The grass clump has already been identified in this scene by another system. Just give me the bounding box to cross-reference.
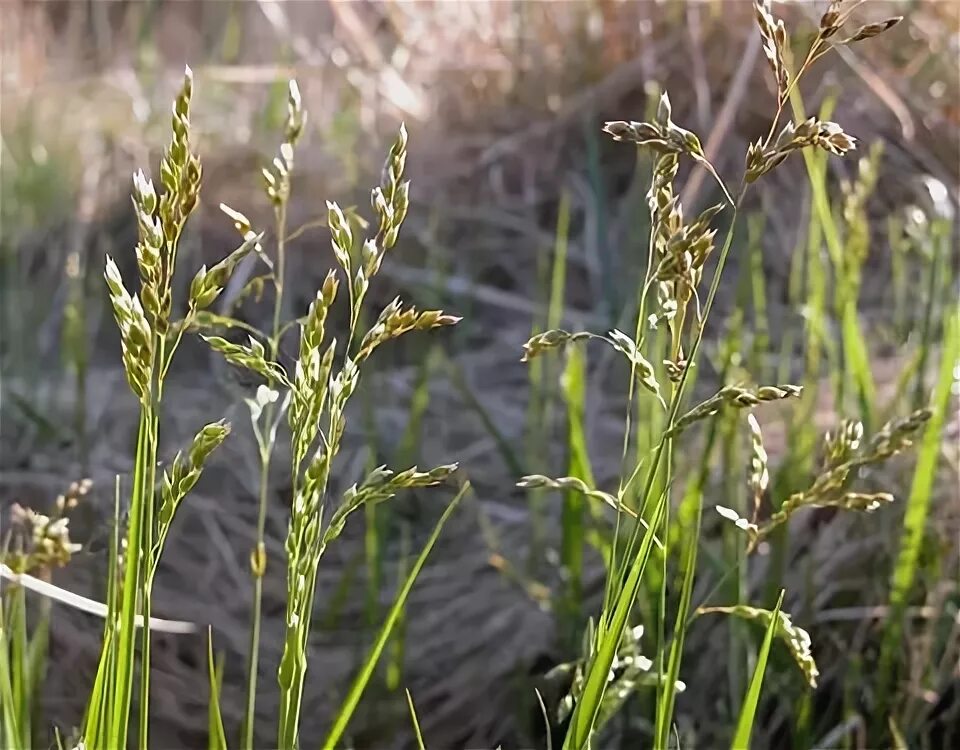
[518,3,927,748]
[205,84,462,749]
[1,2,957,749]
[1,63,463,750]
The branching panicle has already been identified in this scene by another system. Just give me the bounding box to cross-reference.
[718,410,933,550]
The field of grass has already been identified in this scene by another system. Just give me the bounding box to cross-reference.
[1,2,958,749]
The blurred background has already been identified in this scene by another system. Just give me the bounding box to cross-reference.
[1,1,958,748]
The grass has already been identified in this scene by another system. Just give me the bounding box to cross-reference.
[731,590,784,750]
[878,303,959,717]
[4,65,464,750]
[322,482,469,750]
[1,2,957,749]
[518,3,952,748]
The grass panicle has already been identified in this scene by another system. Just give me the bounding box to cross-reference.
[194,96,462,748]
[521,6,905,748]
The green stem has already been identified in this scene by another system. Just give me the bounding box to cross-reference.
[654,398,674,740]
[11,585,29,749]
[138,318,169,750]
[138,410,160,750]
[566,191,744,750]
[0,599,22,748]
[764,38,821,148]
[655,353,729,747]
[604,195,659,625]
[627,192,744,567]
[110,407,149,748]
[242,451,271,750]
[271,203,288,359]
[243,200,288,750]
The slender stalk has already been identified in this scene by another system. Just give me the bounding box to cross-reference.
[566,192,745,750]
[602,202,659,630]
[138,410,160,750]
[654,395,675,737]
[656,341,734,746]
[0,589,24,748]
[272,204,288,359]
[560,343,592,644]
[536,189,571,569]
[243,201,288,750]
[110,408,150,748]
[632,191,744,567]
[138,322,168,750]
[11,585,29,749]
[242,447,270,748]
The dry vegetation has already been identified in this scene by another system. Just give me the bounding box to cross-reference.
[1,1,958,749]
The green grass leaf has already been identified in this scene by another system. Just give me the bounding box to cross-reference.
[322,483,469,750]
[207,631,228,750]
[0,594,24,749]
[562,492,666,750]
[731,590,784,750]
[655,482,704,747]
[406,689,427,750]
[878,304,959,710]
[560,343,593,640]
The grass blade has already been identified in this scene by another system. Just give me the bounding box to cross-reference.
[731,589,784,750]
[82,476,122,746]
[207,630,228,750]
[386,524,411,691]
[0,593,23,749]
[108,411,150,749]
[532,189,572,566]
[562,491,666,750]
[747,213,770,375]
[878,304,959,712]
[911,218,951,409]
[791,87,876,429]
[536,687,553,750]
[387,349,437,690]
[322,483,469,750]
[10,585,30,748]
[405,689,427,750]
[25,600,50,745]
[560,342,594,642]
[655,431,720,747]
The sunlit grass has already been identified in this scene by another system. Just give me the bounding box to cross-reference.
[1,3,957,749]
